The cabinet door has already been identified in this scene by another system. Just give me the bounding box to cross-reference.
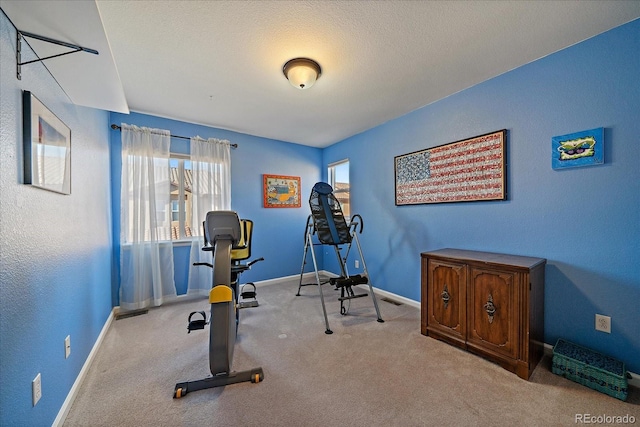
[427,259,466,341]
[467,268,518,359]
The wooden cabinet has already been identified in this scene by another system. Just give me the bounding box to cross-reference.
[421,249,545,380]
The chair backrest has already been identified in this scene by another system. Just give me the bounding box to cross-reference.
[204,211,241,246]
[309,182,351,245]
[231,219,253,262]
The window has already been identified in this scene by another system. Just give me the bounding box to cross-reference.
[120,127,231,248]
[122,155,194,243]
[169,155,193,240]
[328,159,350,218]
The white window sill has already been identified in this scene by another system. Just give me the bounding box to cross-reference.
[120,237,200,248]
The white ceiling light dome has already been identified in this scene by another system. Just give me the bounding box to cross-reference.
[283,58,322,90]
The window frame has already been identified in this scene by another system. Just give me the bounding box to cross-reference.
[169,153,194,242]
[328,159,350,219]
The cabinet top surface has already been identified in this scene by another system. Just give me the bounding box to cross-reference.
[422,248,546,269]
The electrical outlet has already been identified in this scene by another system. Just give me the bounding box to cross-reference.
[32,373,42,406]
[355,260,359,269]
[595,314,611,333]
[65,335,71,359]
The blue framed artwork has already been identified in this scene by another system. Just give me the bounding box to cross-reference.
[552,128,604,170]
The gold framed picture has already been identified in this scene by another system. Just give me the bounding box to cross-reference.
[263,174,301,208]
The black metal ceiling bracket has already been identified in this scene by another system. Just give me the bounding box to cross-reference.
[16,30,99,80]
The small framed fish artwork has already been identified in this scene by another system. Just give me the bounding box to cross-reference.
[552,128,604,170]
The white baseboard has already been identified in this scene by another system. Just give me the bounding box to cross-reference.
[364,284,421,309]
[543,343,639,388]
[253,270,335,287]
[253,272,305,286]
[629,373,640,388]
[271,271,421,309]
[281,271,420,310]
[52,308,116,427]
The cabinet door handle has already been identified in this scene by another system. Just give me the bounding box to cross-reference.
[441,284,450,309]
[483,293,496,323]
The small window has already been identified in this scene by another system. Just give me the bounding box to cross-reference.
[328,160,350,218]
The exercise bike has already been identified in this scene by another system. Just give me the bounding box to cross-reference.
[173,211,263,398]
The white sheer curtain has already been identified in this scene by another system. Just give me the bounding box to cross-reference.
[120,124,177,310]
[187,136,232,296]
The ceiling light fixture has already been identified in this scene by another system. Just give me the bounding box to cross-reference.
[282,58,321,90]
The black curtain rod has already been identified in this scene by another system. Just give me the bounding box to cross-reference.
[110,124,238,148]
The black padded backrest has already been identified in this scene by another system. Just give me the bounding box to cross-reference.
[309,182,351,245]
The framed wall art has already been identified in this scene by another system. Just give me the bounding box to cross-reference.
[552,127,604,170]
[395,130,506,205]
[23,91,71,194]
[263,174,301,208]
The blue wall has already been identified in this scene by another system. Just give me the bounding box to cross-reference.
[109,112,323,302]
[0,11,113,427]
[323,19,640,372]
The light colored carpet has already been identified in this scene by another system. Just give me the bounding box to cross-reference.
[64,277,639,426]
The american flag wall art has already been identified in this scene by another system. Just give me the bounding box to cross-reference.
[395,130,507,205]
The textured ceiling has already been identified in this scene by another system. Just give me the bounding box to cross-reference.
[2,1,639,147]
